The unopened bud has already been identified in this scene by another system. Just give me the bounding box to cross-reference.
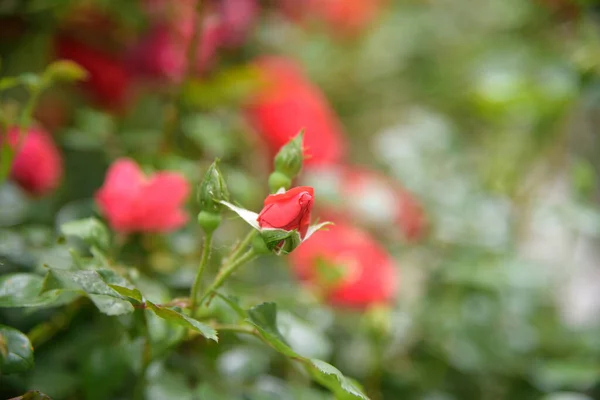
[268,171,291,193]
[274,131,304,179]
[198,159,229,214]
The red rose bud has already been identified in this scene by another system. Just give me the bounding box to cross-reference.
[3,126,63,196]
[290,223,398,309]
[198,159,229,215]
[247,57,347,166]
[257,186,314,239]
[95,158,190,233]
[54,36,131,111]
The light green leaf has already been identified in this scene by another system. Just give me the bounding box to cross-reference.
[0,76,20,91]
[246,303,369,400]
[0,273,77,308]
[109,285,143,303]
[145,301,218,342]
[61,218,110,252]
[0,325,34,374]
[308,359,369,400]
[43,60,87,83]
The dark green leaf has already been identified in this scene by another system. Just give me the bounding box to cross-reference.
[246,302,293,355]
[0,325,34,374]
[145,301,218,342]
[246,303,369,400]
[61,218,110,251]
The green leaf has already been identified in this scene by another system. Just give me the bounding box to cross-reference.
[213,292,246,319]
[259,229,301,255]
[145,301,218,342]
[0,325,34,374]
[246,303,369,400]
[246,302,293,356]
[43,60,88,83]
[42,269,134,316]
[61,218,110,252]
[0,273,77,308]
[0,141,15,182]
[308,359,369,400]
[0,76,20,91]
[109,285,143,303]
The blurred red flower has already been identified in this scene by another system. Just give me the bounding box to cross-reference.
[281,0,382,36]
[247,56,346,166]
[3,126,63,196]
[95,158,190,233]
[291,222,397,308]
[54,36,131,110]
[257,186,314,239]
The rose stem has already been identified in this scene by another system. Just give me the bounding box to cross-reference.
[190,231,213,315]
[199,248,257,306]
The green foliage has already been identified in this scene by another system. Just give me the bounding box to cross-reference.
[247,302,369,400]
[0,325,34,374]
[61,218,111,252]
[145,301,218,342]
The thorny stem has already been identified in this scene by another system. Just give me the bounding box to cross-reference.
[199,248,257,306]
[190,232,213,315]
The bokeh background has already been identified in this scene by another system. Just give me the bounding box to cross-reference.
[2,0,600,399]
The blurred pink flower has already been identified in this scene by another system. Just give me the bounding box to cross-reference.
[131,0,257,82]
[247,56,347,166]
[291,222,398,308]
[218,0,259,47]
[128,16,222,82]
[95,159,190,233]
[3,126,63,196]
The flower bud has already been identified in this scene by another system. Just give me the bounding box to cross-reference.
[197,211,222,233]
[274,131,304,179]
[198,159,229,214]
[268,171,292,193]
